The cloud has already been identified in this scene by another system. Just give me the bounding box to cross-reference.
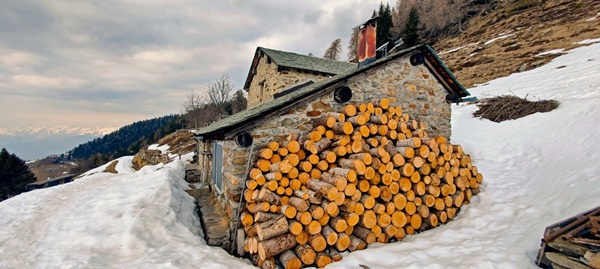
[0,0,386,129]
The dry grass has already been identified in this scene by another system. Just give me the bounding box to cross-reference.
[104,160,119,173]
[473,95,559,122]
[435,0,600,88]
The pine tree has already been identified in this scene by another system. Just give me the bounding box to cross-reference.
[402,7,420,47]
[376,2,394,48]
[0,148,36,201]
[230,89,248,114]
[347,27,359,62]
[323,38,342,61]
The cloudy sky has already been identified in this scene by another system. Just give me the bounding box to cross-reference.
[0,0,386,129]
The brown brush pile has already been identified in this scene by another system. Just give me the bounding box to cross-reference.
[473,95,559,122]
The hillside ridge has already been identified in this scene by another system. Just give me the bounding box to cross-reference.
[433,0,600,87]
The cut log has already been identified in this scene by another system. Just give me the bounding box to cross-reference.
[289,220,304,235]
[393,193,407,211]
[258,188,282,205]
[321,172,348,192]
[295,230,309,245]
[369,114,388,125]
[295,211,312,225]
[288,197,309,212]
[397,147,415,158]
[359,210,377,229]
[328,248,343,262]
[306,220,322,235]
[281,205,297,219]
[424,214,438,228]
[315,252,332,268]
[329,167,357,182]
[309,138,332,155]
[322,225,339,245]
[347,114,367,126]
[320,150,337,163]
[392,211,408,228]
[333,122,354,135]
[396,138,421,148]
[309,234,327,252]
[294,244,317,266]
[258,148,274,160]
[258,233,297,260]
[401,163,415,177]
[360,194,375,209]
[257,159,272,172]
[322,200,339,217]
[241,211,254,226]
[339,159,367,175]
[279,250,302,269]
[352,225,376,244]
[307,179,338,201]
[342,104,357,117]
[256,214,289,241]
[312,116,337,129]
[310,205,325,220]
[335,233,351,251]
[330,216,348,233]
[254,212,281,223]
[348,153,373,165]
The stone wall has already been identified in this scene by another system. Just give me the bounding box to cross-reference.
[204,55,452,248]
[247,54,330,107]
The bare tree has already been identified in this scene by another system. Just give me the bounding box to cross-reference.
[181,90,204,129]
[323,38,342,61]
[181,73,235,129]
[207,72,234,115]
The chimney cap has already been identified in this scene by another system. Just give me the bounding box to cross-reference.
[353,16,379,30]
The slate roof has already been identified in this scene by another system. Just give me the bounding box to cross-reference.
[197,44,469,140]
[243,47,356,90]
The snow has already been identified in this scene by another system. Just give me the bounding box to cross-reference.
[536,48,565,56]
[1,41,600,269]
[149,143,171,154]
[439,43,478,55]
[484,33,515,45]
[0,158,254,269]
[575,37,600,44]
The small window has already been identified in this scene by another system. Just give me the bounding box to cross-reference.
[211,142,223,192]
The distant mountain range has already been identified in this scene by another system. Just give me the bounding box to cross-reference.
[0,126,117,161]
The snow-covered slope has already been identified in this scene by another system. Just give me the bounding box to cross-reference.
[0,41,599,269]
[0,154,254,269]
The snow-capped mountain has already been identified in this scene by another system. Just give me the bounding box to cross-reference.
[0,126,117,160]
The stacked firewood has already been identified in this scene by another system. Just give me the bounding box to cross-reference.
[240,98,483,269]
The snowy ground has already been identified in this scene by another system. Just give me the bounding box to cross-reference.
[1,41,599,269]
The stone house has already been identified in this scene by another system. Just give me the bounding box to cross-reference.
[192,44,470,254]
[245,47,356,107]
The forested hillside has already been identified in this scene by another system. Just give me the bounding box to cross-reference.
[67,115,184,174]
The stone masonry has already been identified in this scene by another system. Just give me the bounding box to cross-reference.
[246,53,330,107]
[201,54,452,252]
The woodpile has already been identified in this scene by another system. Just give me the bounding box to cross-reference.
[241,98,483,269]
[537,206,600,269]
